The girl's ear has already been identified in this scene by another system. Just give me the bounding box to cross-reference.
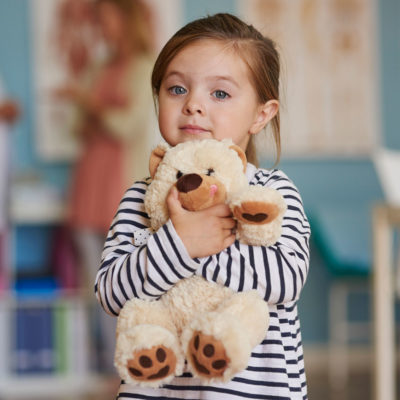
[250,99,279,134]
[149,145,168,178]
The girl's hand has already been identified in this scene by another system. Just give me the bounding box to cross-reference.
[53,84,103,115]
[166,186,237,258]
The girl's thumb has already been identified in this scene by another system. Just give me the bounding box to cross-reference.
[166,186,183,215]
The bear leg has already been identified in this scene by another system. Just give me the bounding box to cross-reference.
[115,299,184,387]
[182,290,269,383]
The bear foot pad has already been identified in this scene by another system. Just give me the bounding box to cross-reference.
[127,345,176,381]
[233,201,279,225]
[188,331,230,378]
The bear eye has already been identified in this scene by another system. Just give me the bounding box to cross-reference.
[176,170,183,179]
[206,168,215,176]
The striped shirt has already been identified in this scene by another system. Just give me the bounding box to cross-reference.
[95,163,311,399]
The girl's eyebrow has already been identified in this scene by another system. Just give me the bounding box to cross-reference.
[213,76,239,88]
[164,71,239,88]
[163,71,185,80]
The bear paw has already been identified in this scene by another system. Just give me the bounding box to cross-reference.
[233,201,280,225]
[115,325,183,387]
[188,331,230,378]
[182,313,252,383]
[230,186,287,246]
[127,345,176,381]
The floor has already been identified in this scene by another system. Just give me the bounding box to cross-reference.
[5,362,398,400]
[308,369,372,400]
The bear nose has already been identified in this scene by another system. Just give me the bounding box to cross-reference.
[176,174,202,193]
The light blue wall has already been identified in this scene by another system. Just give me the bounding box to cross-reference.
[1,0,398,344]
[0,1,72,190]
[183,0,235,21]
[279,158,383,343]
[379,0,400,150]
[0,0,33,169]
[1,0,397,192]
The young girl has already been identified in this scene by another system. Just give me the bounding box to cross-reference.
[96,13,310,399]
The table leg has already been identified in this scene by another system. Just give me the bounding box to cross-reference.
[373,206,396,400]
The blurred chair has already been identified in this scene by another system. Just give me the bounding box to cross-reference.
[309,203,372,398]
[372,148,400,400]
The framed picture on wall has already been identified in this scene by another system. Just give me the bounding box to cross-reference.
[239,0,381,158]
[30,0,182,162]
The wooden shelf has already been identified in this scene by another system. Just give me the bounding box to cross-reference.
[9,182,65,224]
[0,374,110,398]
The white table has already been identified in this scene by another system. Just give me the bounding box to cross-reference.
[372,204,400,400]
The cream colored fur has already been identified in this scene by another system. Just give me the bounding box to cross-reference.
[115,139,285,387]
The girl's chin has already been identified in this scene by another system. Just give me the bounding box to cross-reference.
[181,132,211,141]
[164,133,212,147]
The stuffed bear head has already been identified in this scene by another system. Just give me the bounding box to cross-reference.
[144,139,249,231]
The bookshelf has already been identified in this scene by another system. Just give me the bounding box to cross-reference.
[0,295,108,398]
[0,185,111,399]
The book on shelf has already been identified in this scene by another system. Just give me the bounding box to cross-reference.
[0,305,10,378]
[67,300,90,375]
[53,300,95,376]
[13,306,56,375]
[7,298,93,379]
[0,231,9,291]
[53,301,68,374]
[14,224,80,292]
[14,276,59,299]
[50,227,79,290]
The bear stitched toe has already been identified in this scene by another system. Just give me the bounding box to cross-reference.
[188,331,230,378]
[127,345,176,382]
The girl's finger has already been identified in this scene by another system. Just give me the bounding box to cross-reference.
[221,218,236,230]
[205,203,232,217]
[166,186,184,216]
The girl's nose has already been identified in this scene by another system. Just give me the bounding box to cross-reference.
[183,95,204,115]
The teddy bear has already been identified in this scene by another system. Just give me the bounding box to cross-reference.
[114,139,287,387]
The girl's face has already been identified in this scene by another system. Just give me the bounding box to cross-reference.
[158,39,278,151]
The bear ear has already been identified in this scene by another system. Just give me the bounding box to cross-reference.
[149,144,168,178]
[229,144,247,173]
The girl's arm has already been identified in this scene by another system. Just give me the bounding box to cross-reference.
[96,169,310,315]
[95,180,200,316]
[195,169,310,305]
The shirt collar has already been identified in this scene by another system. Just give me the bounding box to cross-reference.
[245,162,257,182]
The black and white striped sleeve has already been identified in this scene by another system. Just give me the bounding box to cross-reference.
[197,168,311,305]
[94,180,199,316]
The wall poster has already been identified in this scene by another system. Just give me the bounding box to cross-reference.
[239,0,380,157]
[30,0,182,161]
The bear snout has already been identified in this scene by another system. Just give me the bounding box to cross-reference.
[176,174,203,193]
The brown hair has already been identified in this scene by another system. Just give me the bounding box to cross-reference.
[151,13,281,166]
[96,0,154,55]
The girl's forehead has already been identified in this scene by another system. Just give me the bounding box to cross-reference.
[174,39,237,61]
[164,39,251,80]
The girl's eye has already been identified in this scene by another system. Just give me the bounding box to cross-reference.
[169,86,187,95]
[206,168,215,176]
[213,90,229,100]
[176,171,183,179]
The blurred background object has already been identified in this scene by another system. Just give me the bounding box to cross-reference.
[0,76,20,296]
[0,0,399,399]
[54,0,157,375]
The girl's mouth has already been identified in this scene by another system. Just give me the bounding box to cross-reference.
[180,125,208,134]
